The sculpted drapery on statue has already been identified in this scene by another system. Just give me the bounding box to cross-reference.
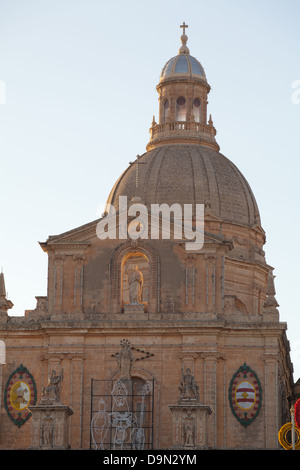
[129,265,143,304]
[118,250,152,313]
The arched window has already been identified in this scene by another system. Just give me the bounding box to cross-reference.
[192,98,201,122]
[175,96,186,121]
[163,99,169,122]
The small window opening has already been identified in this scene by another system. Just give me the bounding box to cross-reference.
[193,98,201,123]
[176,96,186,122]
[163,99,169,122]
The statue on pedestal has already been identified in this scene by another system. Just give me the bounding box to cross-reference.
[168,365,211,449]
[29,368,73,450]
[129,265,143,304]
[178,368,199,402]
[41,369,63,403]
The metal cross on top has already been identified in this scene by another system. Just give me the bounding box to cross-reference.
[180,22,188,35]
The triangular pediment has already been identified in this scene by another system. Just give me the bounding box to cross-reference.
[40,208,234,253]
[39,218,100,252]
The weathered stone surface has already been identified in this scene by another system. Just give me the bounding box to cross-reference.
[0,25,294,451]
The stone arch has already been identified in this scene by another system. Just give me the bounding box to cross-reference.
[111,367,154,384]
[109,240,160,314]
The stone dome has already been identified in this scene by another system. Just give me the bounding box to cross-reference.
[160,54,207,82]
[107,145,261,227]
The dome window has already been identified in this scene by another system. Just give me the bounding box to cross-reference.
[163,99,170,122]
[193,98,201,122]
[176,96,186,122]
[161,58,174,78]
[174,55,188,74]
[189,56,203,76]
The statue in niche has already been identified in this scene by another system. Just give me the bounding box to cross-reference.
[42,418,53,446]
[128,265,143,304]
[179,368,199,402]
[113,339,135,380]
[41,369,64,403]
[184,421,195,446]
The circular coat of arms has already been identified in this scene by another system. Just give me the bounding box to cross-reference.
[4,364,37,427]
[228,362,262,427]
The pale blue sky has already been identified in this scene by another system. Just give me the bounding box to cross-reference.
[0,0,299,377]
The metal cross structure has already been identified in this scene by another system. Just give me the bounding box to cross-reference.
[180,22,188,35]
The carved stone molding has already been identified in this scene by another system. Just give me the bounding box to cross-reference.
[178,352,198,361]
[28,404,73,449]
[200,351,225,361]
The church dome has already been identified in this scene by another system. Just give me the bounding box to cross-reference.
[159,23,207,84]
[106,24,261,230]
[160,54,207,82]
[107,145,261,227]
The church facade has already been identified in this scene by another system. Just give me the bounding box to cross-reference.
[0,25,296,450]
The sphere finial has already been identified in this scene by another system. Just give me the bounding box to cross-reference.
[179,22,190,54]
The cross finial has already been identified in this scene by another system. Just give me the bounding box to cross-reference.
[179,22,189,54]
[180,22,188,35]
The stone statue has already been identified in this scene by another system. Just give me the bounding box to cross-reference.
[42,369,64,403]
[184,422,194,446]
[42,419,53,446]
[114,339,135,380]
[179,368,199,402]
[129,265,143,304]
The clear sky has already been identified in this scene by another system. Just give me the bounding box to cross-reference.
[0,0,299,378]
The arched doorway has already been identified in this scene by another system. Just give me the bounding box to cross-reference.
[90,376,154,450]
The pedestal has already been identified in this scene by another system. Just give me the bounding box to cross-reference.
[28,403,73,450]
[124,303,145,314]
[168,402,212,449]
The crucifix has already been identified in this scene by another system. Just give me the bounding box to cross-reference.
[180,22,188,35]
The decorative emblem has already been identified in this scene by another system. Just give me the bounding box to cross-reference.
[4,364,37,427]
[228,362,262,427]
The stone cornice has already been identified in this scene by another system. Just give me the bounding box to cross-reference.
[40,241,91,253]
[0,317,289,333]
